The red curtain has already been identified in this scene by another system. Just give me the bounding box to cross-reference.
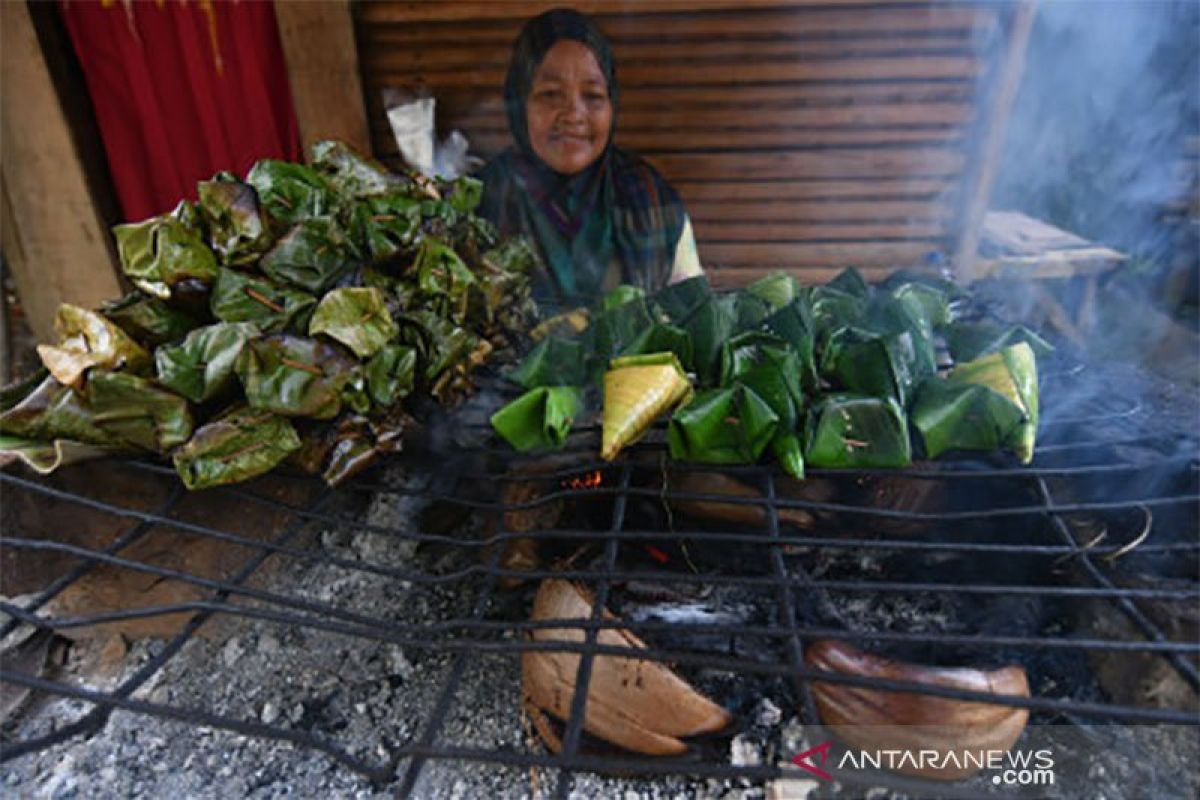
[59,0,303,223]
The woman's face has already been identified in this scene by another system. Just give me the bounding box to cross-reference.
[525,40,613,175]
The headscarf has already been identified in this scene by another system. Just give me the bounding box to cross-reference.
[478,8,686,310]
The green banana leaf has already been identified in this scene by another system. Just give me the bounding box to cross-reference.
[865,294,939,384]
[883,281,953,331]
[826,266,871,299]
[490,386,583,452]
[805,394,912,468]
[234,334,360,420]
[86,370,193,452]
[197,174,274,266]
[482,236,541,275]
[620,321,693,370]
[821,327,925,408]
[733,291,770,332]
[259,217,356,293]
[507,336,587,389]
[414,237,476,323]
[112,204,219,299]
[442,175,484,214]
[350,192,422,264]
[720,332,807,478]
[924,341,1039,463]
[809,286,867,346]
[209,268,316,333]
[401,309,477,383]
[746,271,800,311]
[155,322,260,403]
[308,287,398,359]
[306,411,410,486]
[340,368,372,415]
[37,304,152,388]
[653,274,712,323]
[602,285,646,311]
[245,158,338,230]
[311,140,403,198]
[365,344,418,406]
[584,294,655,368]
[0,435,113,475]
[946,321,1054,363]
[911,379,1026,461]
[762,299,819,394]
[681,293,739,386]
[172,406,301,490]
[100,292,202,347]
[0,374,122,447]
[668,384,779,464]
[772,433,806,480]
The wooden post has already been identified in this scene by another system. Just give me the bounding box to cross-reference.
[952,1,1037,283]
[0,1,123,342]
[274,0,372,155]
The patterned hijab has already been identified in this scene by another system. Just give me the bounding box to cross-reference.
[478,8,686,310]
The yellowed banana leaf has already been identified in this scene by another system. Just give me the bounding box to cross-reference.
[922,342,1039,463]
[36,305,151,389]
[601,352,693,461]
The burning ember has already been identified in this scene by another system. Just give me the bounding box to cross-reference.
[561,470,604,490]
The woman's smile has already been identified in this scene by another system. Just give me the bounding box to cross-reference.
[525,40,613,175]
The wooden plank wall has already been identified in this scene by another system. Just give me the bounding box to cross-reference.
[354,1,1024,288]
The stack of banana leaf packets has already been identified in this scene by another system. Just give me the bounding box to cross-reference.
[1,142,540,488]
[491,267,1052,477]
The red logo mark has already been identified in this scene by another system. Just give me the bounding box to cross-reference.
[791,740,834,780]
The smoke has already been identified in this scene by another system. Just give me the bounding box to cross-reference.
[993,0,1199,267]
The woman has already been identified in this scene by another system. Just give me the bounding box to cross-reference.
[478,8,702,311]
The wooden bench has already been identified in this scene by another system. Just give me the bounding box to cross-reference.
[976,210,1127,345]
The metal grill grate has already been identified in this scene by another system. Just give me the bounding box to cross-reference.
[1,357,1197,798]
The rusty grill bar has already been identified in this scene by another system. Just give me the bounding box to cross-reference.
[1,358,1198,798]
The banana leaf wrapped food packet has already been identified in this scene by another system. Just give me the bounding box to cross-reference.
[86,370,193,452]
[245,158,339,231]
[946,321,1054,363]
[719,332,806,478]
[209,268,317,333]
[762,299,819,395]
[308,287,398,359]
[490,386,583,452]
[911,342,1039,463]
[155,322,260,404]
[259,217,357,293]
[234,334,362,420]
[197,173,274,266]
[745,270,800,311]
[507,336,587,389]
[601,353,693,461]
[667,384,779,466]
[0,373,124,450]
[113,200,219,300]
[173,406,302,490]
[365,344,418,407]
[584,292,655,369]
[101,292,202,346]
[805,394,912,469]
[37,305,152,389]
[621,322,693,371]
[653,274,712,324]
[821,326,928,409]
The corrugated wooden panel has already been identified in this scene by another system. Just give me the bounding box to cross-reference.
[355,1,1016,286]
